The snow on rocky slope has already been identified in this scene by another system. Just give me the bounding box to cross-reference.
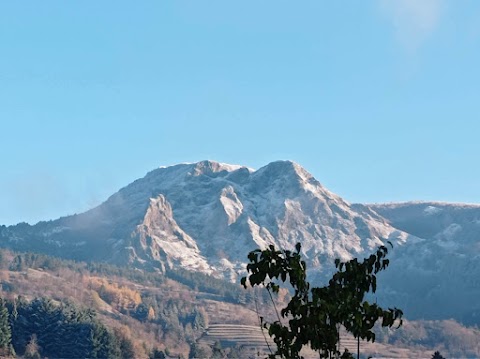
[0,160,414,282]
[368,202,480,248]
[362,202,480,323]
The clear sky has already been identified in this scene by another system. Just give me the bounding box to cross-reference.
[1,1,479,225]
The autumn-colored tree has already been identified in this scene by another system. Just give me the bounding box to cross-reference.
[148,306,156,321]
[90,277,142,311]
[24,334,41,359]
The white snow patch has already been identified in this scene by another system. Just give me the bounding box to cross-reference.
[387,230,411,245]
[41,226,68,237]
[437,223,462,240]
[217,162,253,172]
[424,206,443,215]
[366,237,384,249]
[219,186,243,225]
[247,218,275,250]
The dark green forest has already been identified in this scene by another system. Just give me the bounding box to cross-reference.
[0,296,137,358]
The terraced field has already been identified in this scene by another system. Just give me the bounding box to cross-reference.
[199,324,435,358]
[199,324,361,358]
[199,324,273,348]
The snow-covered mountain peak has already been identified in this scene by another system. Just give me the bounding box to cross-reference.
[253,160,307,179]
[145,160,250,181]
[249,160,348,212]
[1,160,417,282]
[189,160,249,177]
[250,161,314,195]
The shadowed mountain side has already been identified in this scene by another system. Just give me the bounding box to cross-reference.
[362,202,480,325]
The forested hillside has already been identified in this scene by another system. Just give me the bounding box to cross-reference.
[0,248,479,358]
[0,296,135,358]
[0,248,261,358]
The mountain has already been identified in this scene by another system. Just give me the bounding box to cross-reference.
[2,160,480,326]
[0,160,413,282]
[368,201,480,245]
[365,202,480,324]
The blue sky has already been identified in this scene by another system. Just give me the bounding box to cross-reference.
[1,1,479,225]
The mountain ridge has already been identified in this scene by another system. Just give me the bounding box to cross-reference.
[0,160,415,280]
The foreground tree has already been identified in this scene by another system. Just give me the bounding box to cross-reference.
[241,243,403,359]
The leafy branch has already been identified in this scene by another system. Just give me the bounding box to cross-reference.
[241,243,403,359]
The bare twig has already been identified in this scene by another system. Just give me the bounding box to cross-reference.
[266,286,282,325]
[254,288,273,356]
